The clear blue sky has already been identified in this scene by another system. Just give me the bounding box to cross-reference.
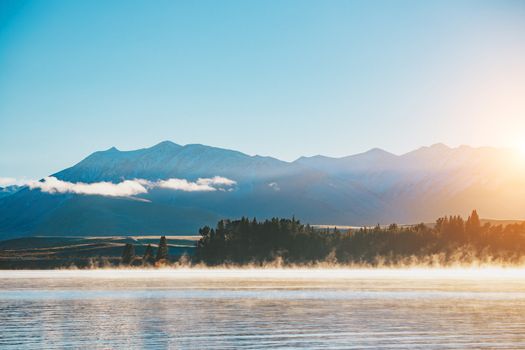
[1,0,524,179]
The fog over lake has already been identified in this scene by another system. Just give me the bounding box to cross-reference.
[1,268,525,349]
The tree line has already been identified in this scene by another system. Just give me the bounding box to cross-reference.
[195,210,525,265]
[121,236,169,266]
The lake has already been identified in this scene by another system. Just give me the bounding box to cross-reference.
[1,268,525,349]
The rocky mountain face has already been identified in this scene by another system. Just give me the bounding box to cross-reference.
[0,141,524,238]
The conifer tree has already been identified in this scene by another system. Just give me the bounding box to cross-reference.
[121,243,135,265]
[466,209,481,240]
[143,244,155,265]
[156,236,168,262]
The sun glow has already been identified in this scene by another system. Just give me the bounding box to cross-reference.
[518,143,525,157]
[508,141,525,163]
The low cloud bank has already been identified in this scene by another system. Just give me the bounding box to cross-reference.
[0,177,32,187]
[28,177,148,197]
[26,176,236,197]
[157,176,235,192]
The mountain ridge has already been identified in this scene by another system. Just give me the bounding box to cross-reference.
[0,141,524,239]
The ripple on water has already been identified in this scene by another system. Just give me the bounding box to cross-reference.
[1,269,525,349]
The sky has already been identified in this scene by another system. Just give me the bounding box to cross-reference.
[1,0,524,180]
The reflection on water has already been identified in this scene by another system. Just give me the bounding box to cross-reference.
[1,268,525,349]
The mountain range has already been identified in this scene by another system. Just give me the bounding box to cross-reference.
[1,141,524,238]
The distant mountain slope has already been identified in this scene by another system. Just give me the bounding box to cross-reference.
[0,185,21,199]
[54,141,293,183]
[296,143,525,222]
[0,141,524,238]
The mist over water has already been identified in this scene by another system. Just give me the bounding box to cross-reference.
[1,268,525,349]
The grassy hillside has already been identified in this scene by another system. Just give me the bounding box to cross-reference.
[0,236,198,269]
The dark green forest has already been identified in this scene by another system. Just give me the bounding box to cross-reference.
[195,211,525,265]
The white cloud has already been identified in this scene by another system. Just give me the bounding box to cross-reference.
[0,177,34,187]
[28,177,148,197]
[25,176,237,197]
[0,177,17,187]
[155,176,237,192]
[198,176,237,187]
[156,178,216,192]
[268,182,280,191]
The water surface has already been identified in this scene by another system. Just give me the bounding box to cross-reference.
[1,268,525,349]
